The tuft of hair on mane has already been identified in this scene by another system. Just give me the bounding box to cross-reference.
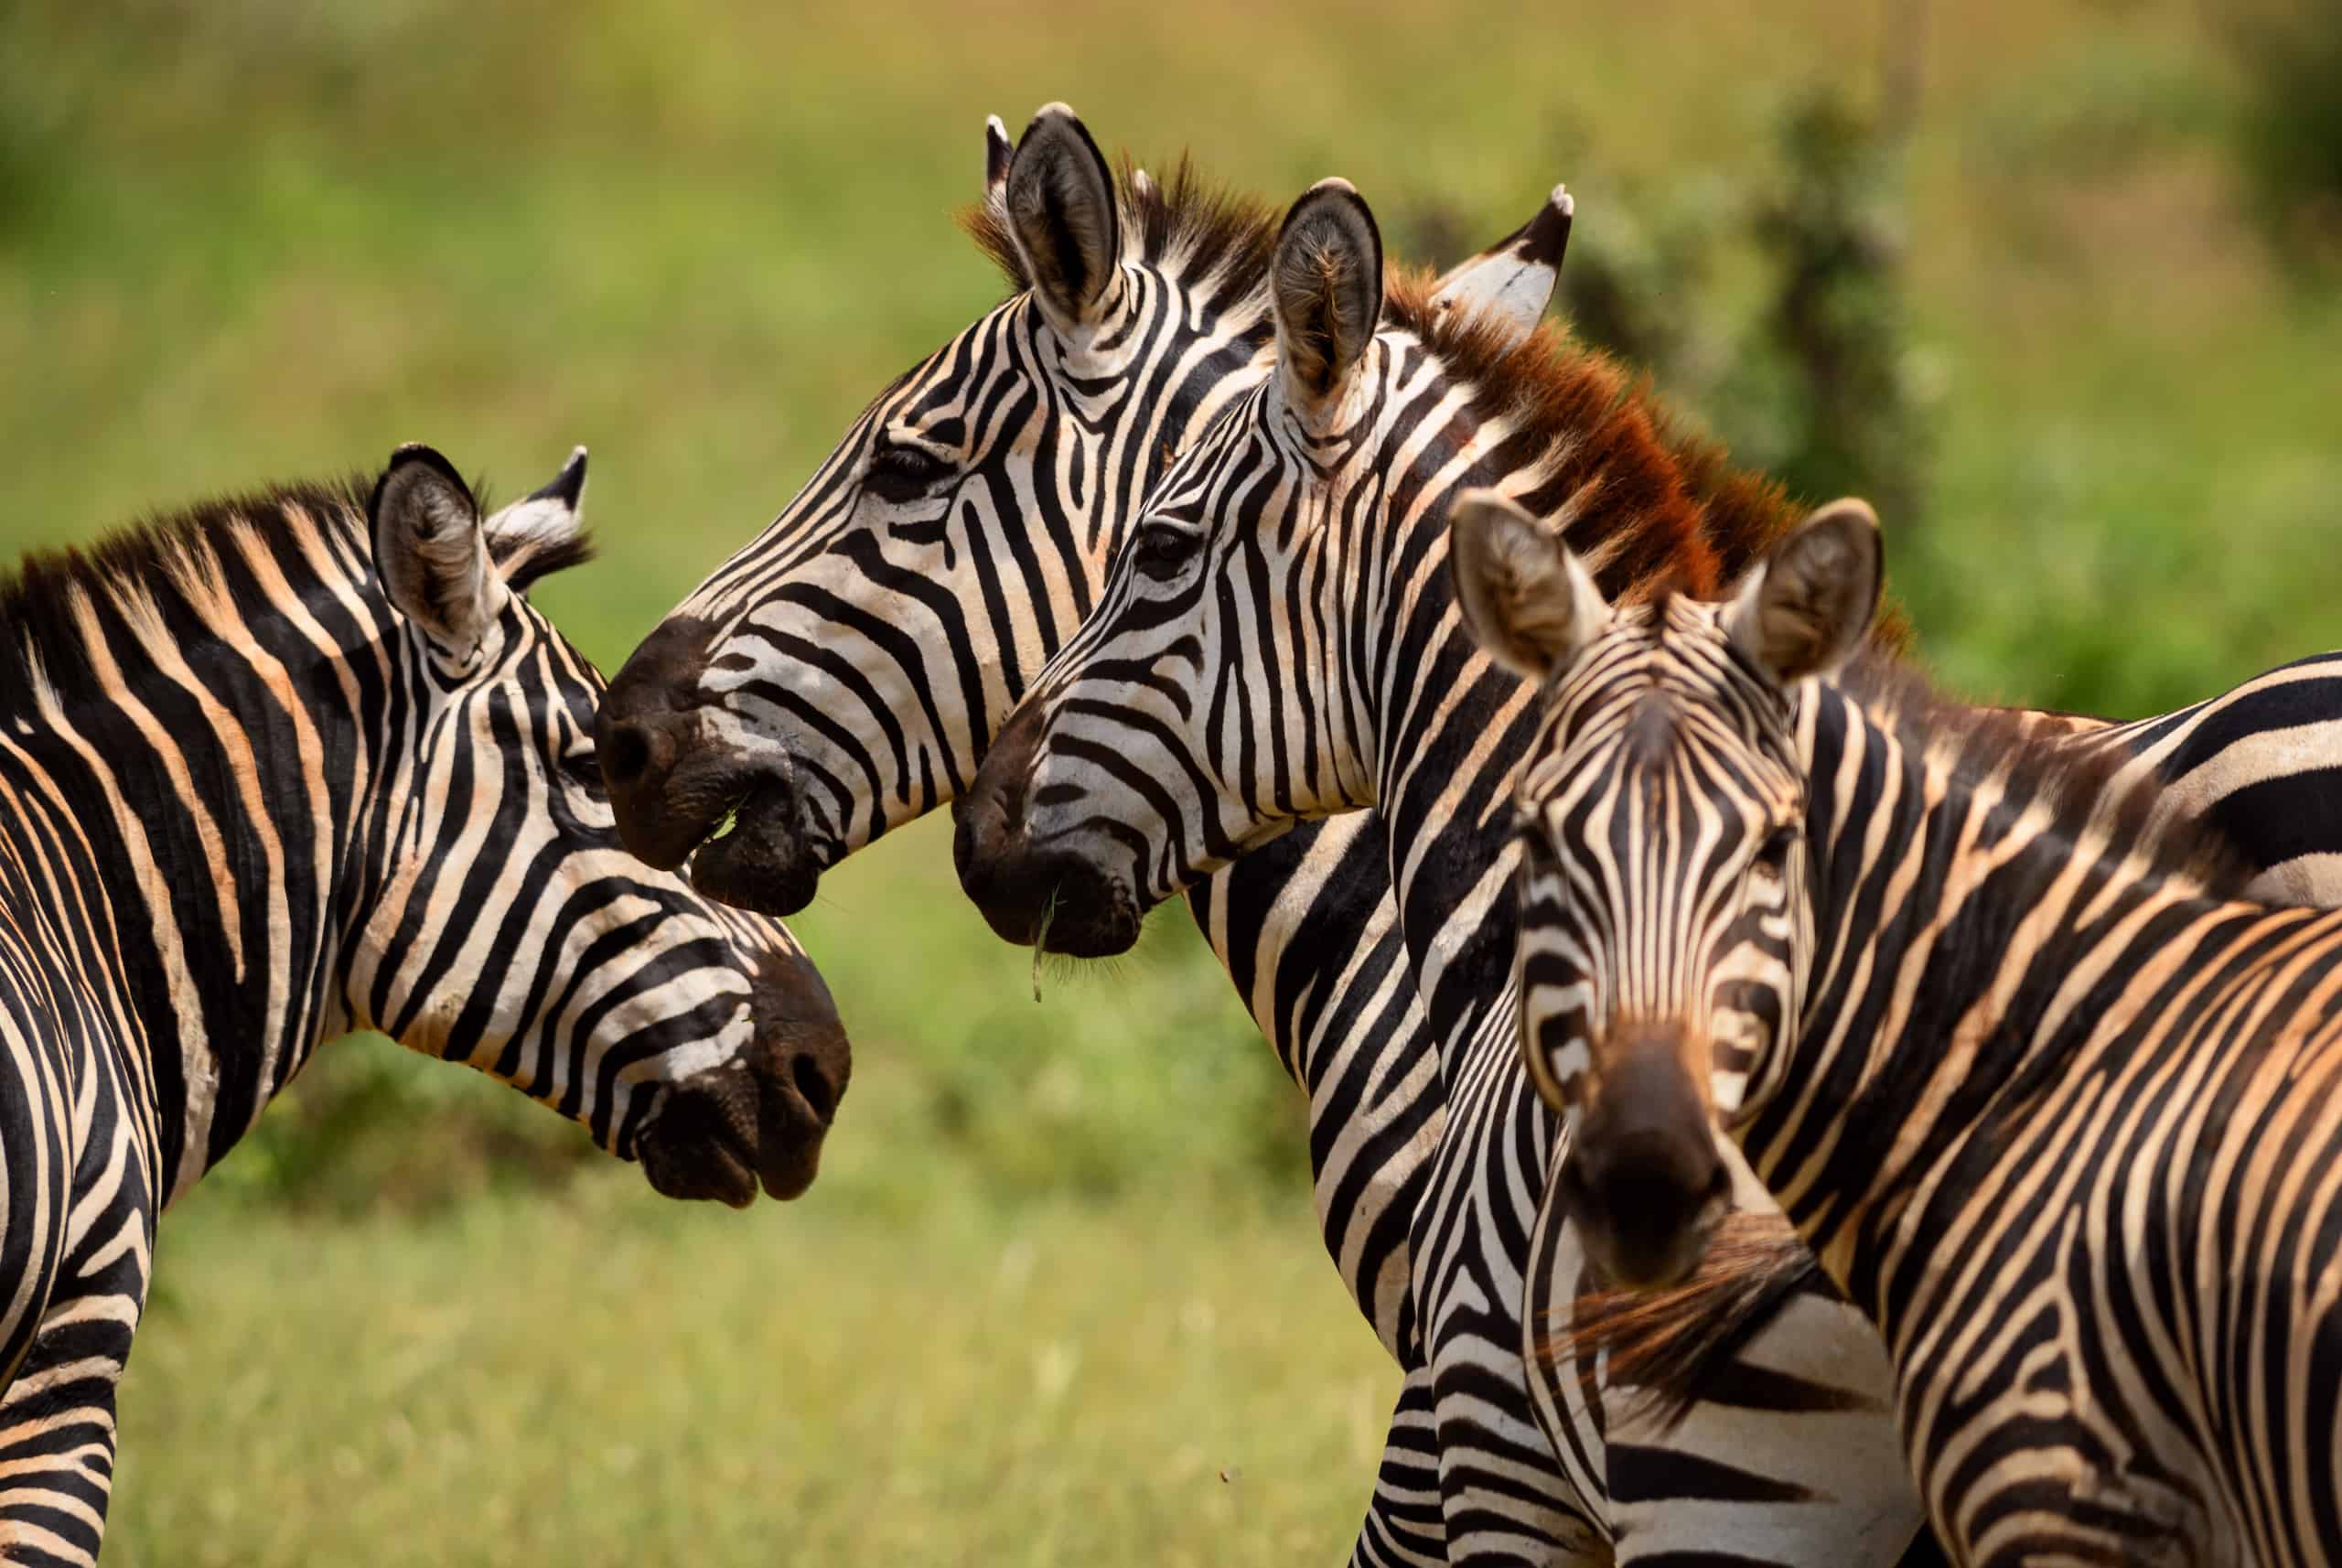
[958,152,1281,300]
[1540,1207,1825,1434]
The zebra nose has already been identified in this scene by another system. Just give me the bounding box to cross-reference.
[951,785,1026,924]
[598,616,723,865]
[599,714,669,792]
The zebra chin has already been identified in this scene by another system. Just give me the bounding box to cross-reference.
[951,803,1144,957]
[635,950,851,1207]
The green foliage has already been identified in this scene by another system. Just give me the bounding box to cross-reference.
[205,1039,601,1217]
[1735,90,1932,530]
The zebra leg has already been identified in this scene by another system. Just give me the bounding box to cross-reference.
[0,1106,154,1565]
[1348,1364,1444,1567]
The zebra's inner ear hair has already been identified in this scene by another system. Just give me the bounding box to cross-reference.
[1004,102,1121,338]
[1449,489,1611,682]
[1725,498,1884,685]
[371,444,507,654]
[1273,178,1384,418]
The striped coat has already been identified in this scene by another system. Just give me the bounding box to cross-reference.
[1473,496,2342,1567]
[0,445,845,1565]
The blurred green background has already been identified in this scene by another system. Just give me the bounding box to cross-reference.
[3,0,2337,1562]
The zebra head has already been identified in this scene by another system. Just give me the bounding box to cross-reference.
[596,104,1572,918]
[351,445,849,1208]
[956,177,1593,956]
[1452,489,1882,1288]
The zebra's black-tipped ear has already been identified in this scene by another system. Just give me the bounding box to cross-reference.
[1726,498,1883,685]
[371,444,507,655]
[1273,178,1384,421]
[1450,489,1611,681]
[486,445,594,592]
[1429,185,1571,341]
[1004,102,1122,338]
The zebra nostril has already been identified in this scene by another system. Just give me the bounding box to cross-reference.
[790,1053,837,1124]
[602,721,655,789]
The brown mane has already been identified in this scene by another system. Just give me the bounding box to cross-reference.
[1381,267,1916,654]
[1384,268,1787,600]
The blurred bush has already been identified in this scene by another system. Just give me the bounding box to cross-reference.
[1406,86,1938,532]
[2226,0,2342,271]
[209,1040,600,1217]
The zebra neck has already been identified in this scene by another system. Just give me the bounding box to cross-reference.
[0,532,391,1204]
[1742,682,2244,1323]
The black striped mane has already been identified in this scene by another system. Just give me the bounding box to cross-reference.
[0,472,594,720]
[960,154,1281,300]
[1832,648,2250,896]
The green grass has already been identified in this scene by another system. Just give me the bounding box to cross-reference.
[112,1176,1399,1567]
[4,0,2339,1559]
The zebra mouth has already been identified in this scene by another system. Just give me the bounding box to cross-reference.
[682,780,827,918]
[638,1077,764,1208]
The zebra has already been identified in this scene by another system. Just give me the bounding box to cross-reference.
[594,102,1587,1563]
[1460,490,2342,1566]
[0,442,848,1566]
[948,173,2342,1563]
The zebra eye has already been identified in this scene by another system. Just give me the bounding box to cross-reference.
[865,441,954,504]
[1133,523,1198,582]
[561,746,607,792]
[1753,825,1799,873]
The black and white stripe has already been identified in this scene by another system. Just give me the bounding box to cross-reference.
[0,445,845,1565]
[1482,500,2342,1566]
[958,174,2342,1564]
[596,105,1583,1563]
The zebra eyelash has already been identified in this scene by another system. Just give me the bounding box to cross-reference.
[1129,521,1200,582]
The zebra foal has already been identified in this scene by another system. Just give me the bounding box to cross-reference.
[1463,489,2342,1566]
[0,444,846,1565]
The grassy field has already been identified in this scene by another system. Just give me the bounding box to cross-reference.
[109,1175,1400,1568]
[3,0,2337,1560]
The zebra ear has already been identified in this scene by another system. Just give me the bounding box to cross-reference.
[1273,178,1384,420]
[1428,185,1572,341]
[371,444,507,655]
[482,446,592,593]
[1004,102,1123,338]
[1726,498,1883,685]
[1450,489,1611,681]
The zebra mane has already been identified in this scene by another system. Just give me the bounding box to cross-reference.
[0,471,594,720]
[960,153,1281,301]
[1380,271,1776,594]
[1832,648,2251,897]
